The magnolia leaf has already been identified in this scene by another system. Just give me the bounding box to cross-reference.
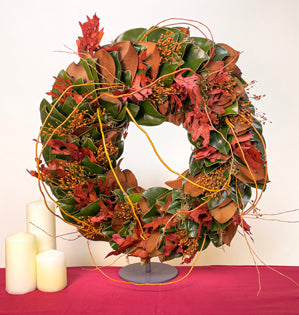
[212,44,230,61]
[94,49,116,84]
[209,232,224,247]
[125,193,142,204]
[208,190,229,209]
[75,199,101,218]
[185,219,199,237]
[114,28,147,43]
[159,60,180,87]
[167,200,183,214]
[138,41,161,80]
[102,225,117,238]
[135,100,166,126]
[189,156,204,177]
[223,100,238,115]
[113,41,139,81]
[127,103,140,118]
[82,156,104,175]
[209,131,229,155]
[220,223,237,246]
[183,44,209,72]
[66,62,89,82]
[122,70,132,88]
[142,204,161,223]
[142,187,170,207]
[82,138,98,152]
[109,51,122,80]
[61,96,77,116]
[99,95,122,118]
[209,200,238,224]
[190,37,213,53]
[210,219,232,232]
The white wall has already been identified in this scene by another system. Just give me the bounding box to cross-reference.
[0,0,298,267]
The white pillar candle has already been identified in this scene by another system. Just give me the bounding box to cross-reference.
[5,232,37,294]
[26,200,56,253]
[36,249,67,292]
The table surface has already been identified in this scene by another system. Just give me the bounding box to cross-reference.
[1,265,299,315]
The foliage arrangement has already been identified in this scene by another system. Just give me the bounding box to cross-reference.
[31,14,268,265]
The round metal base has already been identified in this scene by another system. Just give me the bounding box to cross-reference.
[119,262,178,284]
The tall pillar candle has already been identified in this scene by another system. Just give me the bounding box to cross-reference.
[5,232,37,294]
[36,249,67,292]
[26,200,56,253]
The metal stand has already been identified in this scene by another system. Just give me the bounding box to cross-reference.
[119,261,178,284]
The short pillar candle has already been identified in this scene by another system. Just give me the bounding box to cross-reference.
[5,232,37,294]
[26,200,56,253]
[36,249,67,292]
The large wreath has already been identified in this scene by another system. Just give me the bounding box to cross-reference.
[31,15,268,264]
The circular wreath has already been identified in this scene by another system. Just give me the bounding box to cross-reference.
[31,14,268,265]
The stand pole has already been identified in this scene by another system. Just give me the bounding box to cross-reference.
[119,260,178,284]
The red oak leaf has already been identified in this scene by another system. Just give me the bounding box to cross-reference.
[106,235,138,257]
[143,216,174,231]
[183,110,214,145]
[174,73,204,107]
[76,14,104,57]
[185,205,213,234]
[47,76,84,105]
[73,182,97,209]
[193,145,230,162]
[232,134,265,170]
[163,234,179,256]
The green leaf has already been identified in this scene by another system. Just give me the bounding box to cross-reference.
[203,163,221,175]
[109,51,121,80]
[210,219,232,232]
[212,45,230,61]
[102,225,116,238]
[125,193,142,203]
[114,28,147,43]
[122,70,132,88]
[190,37,213,53]
[172,189,182,201]
[75,199,101,218]
[208,190,229,209]
[209,231,224,247]
[183,44,209,72]
[113,189,125,201]
[79,58,99,83]
[135,100,166,126]
[167,200,183,214]
[61,96,77,116]
[142,187,170,207]
[116,104,127,121]
[142,204,161,223]
[99,97,121,118]
[197,235,210,250]
[82,156,104,175]
[119,221,134,238]
[185,219,199,237]
[80,126,101,140]
[40,99,62,127]
[158,60,179,87]
[127,103,140,118]
[229,183,252,207]
[82,138,98,152]
[223,100,238,116]
[209,130,229,155]
[189,155,204,177]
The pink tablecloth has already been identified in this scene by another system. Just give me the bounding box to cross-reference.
[1,265,299,314]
